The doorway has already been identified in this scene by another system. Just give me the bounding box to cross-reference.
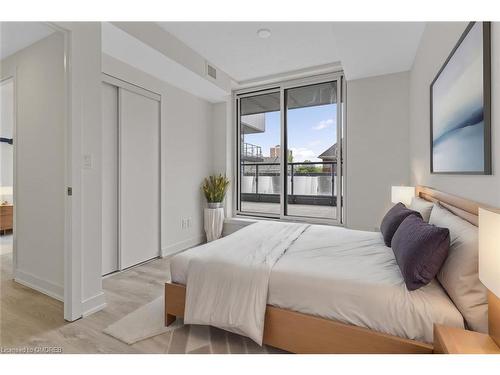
[235,73,345,225]
[0,22,68,311]
[0,78,14,254]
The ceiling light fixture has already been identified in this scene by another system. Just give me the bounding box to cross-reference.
[257,28,271,39]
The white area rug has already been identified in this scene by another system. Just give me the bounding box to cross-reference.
[103,295,280,353]
[103,296,183,344]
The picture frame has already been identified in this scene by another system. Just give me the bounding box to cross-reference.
[430,22,491,175]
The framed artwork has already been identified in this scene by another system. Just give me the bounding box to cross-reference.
[430,22,491,174]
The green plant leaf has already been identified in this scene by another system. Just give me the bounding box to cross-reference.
[201,174,230,203]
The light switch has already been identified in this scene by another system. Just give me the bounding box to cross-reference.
[83,154,92,169]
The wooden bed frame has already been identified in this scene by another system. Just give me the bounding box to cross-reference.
[164,185,491,354]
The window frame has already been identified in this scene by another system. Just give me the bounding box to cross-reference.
[234,72,346,226]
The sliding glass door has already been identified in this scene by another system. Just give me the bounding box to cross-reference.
[236,74,344,224]
[238,90,281,217]
[285,81,339,220]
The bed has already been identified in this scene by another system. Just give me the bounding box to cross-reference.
[164,186,493,353]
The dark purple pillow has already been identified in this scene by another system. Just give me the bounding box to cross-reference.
[380,203,422,247]
[391,215,450,291]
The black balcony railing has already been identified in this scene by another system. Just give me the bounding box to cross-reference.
[241,161,337,206]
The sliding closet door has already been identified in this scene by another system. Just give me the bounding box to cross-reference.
[101,82,119,275]
[119,88,160,269]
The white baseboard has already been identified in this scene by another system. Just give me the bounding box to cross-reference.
[81,292,106,317]
[14,269,64,302]
[161,235,205,257]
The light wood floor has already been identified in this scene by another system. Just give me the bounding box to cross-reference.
[0,234,13,256]
[0,251,283,354]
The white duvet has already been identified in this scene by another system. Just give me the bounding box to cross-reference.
[184,221,309,344]
[172,222,465,344]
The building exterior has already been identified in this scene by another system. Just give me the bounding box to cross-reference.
[270,145,292,160]
[318,143,337,172]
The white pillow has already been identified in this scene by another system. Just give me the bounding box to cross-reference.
[409,196,434,222]
[429,203,487,332]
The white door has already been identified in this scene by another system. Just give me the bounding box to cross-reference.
[10,31,66,298]
[119,88,160,269]
[101,82,119,275]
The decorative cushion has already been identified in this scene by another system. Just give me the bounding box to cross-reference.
[429,203,488,333]
[380,203,422,247]
[409,196,434,223]
[391,215,450,291]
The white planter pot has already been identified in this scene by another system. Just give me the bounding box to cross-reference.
[204,207,224,242]
[207,202,224,209]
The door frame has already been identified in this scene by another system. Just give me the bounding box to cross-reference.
[0,76,16,273]
[46,23,77,322]
[101,73,162,273]
[0,23,75,320]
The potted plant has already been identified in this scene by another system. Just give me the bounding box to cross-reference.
[202,174,230,208]
[202,175,230,242]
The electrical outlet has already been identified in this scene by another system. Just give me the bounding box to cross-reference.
[181,218,191,230]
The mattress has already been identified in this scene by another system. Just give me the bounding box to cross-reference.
[170,224,465,343]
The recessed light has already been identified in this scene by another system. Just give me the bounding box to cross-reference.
[257,28,271,39]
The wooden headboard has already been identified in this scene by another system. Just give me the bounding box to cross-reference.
[416,185,494,227]
[417,186,500,347]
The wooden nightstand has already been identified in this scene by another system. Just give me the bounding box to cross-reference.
[434,324,500,354]
[0,204,13,235]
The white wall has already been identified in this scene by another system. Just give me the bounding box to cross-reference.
[409,22,500,207]
[0,79,14,203]
[213,102,228,175]
[212,99,234,216]
[0,32,66,299]
[346,71,410,230]
[102,54,215,257]
[51,22,104,320]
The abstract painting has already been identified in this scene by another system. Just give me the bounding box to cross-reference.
[430,22,491,174]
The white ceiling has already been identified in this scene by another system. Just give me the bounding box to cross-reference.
[331,22,425,80]
[0,22,55,60]
[158,22,342,82]
[158,22,425,82]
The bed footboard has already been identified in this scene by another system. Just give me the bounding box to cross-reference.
[164,282,433,354]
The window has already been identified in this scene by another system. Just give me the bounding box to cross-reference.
[238,91,281,216]
[236,75,344,223]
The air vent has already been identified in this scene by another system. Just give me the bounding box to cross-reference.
[207,63,217,80]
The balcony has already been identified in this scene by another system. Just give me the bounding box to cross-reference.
[240,161,338,219]
[241,142,263,162]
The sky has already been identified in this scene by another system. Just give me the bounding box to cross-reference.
[244,104,337,162]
